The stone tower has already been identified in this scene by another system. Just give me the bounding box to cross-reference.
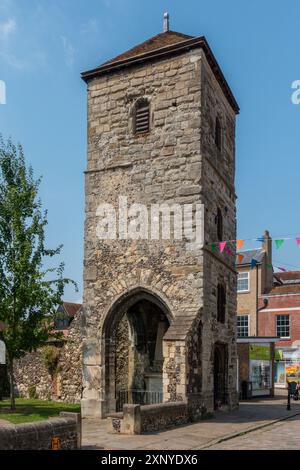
[81,17,239,419]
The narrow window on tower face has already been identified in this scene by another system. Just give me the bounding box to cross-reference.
[215,116,222,150]
[134,99,150,135]
[216,208,223,242]
[217,283,226,323]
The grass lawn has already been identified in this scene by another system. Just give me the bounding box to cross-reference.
[0,398,80,424]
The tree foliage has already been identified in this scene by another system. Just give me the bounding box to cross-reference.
[42,346,61,378]
[0,137,77,408]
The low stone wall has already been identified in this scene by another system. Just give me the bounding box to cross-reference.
[14,311,83,403]
[0,412,81,450]
[141,402,188,433]
[107,402,189,435]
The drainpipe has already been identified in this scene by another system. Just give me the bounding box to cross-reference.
[257,297,269,336]
[256,265,259,336]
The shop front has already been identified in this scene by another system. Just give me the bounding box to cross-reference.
[275,347,300,387]
[237,337,277,399]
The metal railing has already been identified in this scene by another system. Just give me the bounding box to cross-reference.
[116,389,163,412]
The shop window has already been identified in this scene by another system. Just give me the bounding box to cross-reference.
[249,343,272,394]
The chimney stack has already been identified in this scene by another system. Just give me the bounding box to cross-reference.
[163,12,169,33]
[262,230,273,291]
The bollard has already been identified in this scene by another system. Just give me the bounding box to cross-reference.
[287,387,291,411]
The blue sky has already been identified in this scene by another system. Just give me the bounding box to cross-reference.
[0,0,300,301]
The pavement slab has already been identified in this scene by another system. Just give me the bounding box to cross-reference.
[82,391,300,450]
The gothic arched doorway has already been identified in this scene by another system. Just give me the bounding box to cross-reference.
[214,343,228,409]
[102,289,172,414]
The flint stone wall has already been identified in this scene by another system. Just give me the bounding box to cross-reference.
[0,412,81,450]
[14,311,83,403]
[107,402,203,434]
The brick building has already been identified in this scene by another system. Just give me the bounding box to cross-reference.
[236,231,273,337]
[237,231,300,389]
[258,271,300,386]
[81,15,239,419]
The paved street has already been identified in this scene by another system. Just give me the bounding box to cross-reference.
[208,414,300,450]
[82,391,300,450]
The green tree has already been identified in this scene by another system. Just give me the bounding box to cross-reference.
[0,138,77,410]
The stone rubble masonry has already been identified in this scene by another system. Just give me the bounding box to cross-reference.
[0,412,81,450]
[107,402,188,435]
[14,310,83,403]
[82,43,238,417]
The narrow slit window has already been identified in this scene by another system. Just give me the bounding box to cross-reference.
[217,283,226,323]
[215,116,222,150]
[134,100,150,135]
[216,208,223,242]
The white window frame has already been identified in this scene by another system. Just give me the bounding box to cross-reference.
[237,272,250,293]
[237,314,249,338]
[276,314,290,339]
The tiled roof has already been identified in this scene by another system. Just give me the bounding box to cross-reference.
[81,31,239,114]
[104,31,193,65]
[268,284,300,295]
[62,302,82,318]
[236,248,265,266]
[274,271,300,283]
[269,271,300,295]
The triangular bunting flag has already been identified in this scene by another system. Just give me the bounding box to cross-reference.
[236,239,245,251]
[275,239,284,250]
[210,243,216,252]
[296,238,300,245]
[251,258,258,269]
[278,266,287,272]
[266,263,273,269]
[219,241,227,253]
[237,253,244,264]
[226,248,232,255]
[256,236,264,243]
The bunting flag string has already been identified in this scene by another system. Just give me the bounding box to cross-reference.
[275,239,284,250]
[219,241,227,253]
[237,253,244,264]
[207,233,300,271]
[208,235,300,254]
[251,259,258,269]
[236,239,245,251]
[208,234,300,246]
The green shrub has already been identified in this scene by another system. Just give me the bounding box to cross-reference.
[28,385,38,399]
[42,346,60,378]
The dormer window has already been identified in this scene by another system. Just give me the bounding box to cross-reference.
[134,99,150,135]
[215,116,222,150]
